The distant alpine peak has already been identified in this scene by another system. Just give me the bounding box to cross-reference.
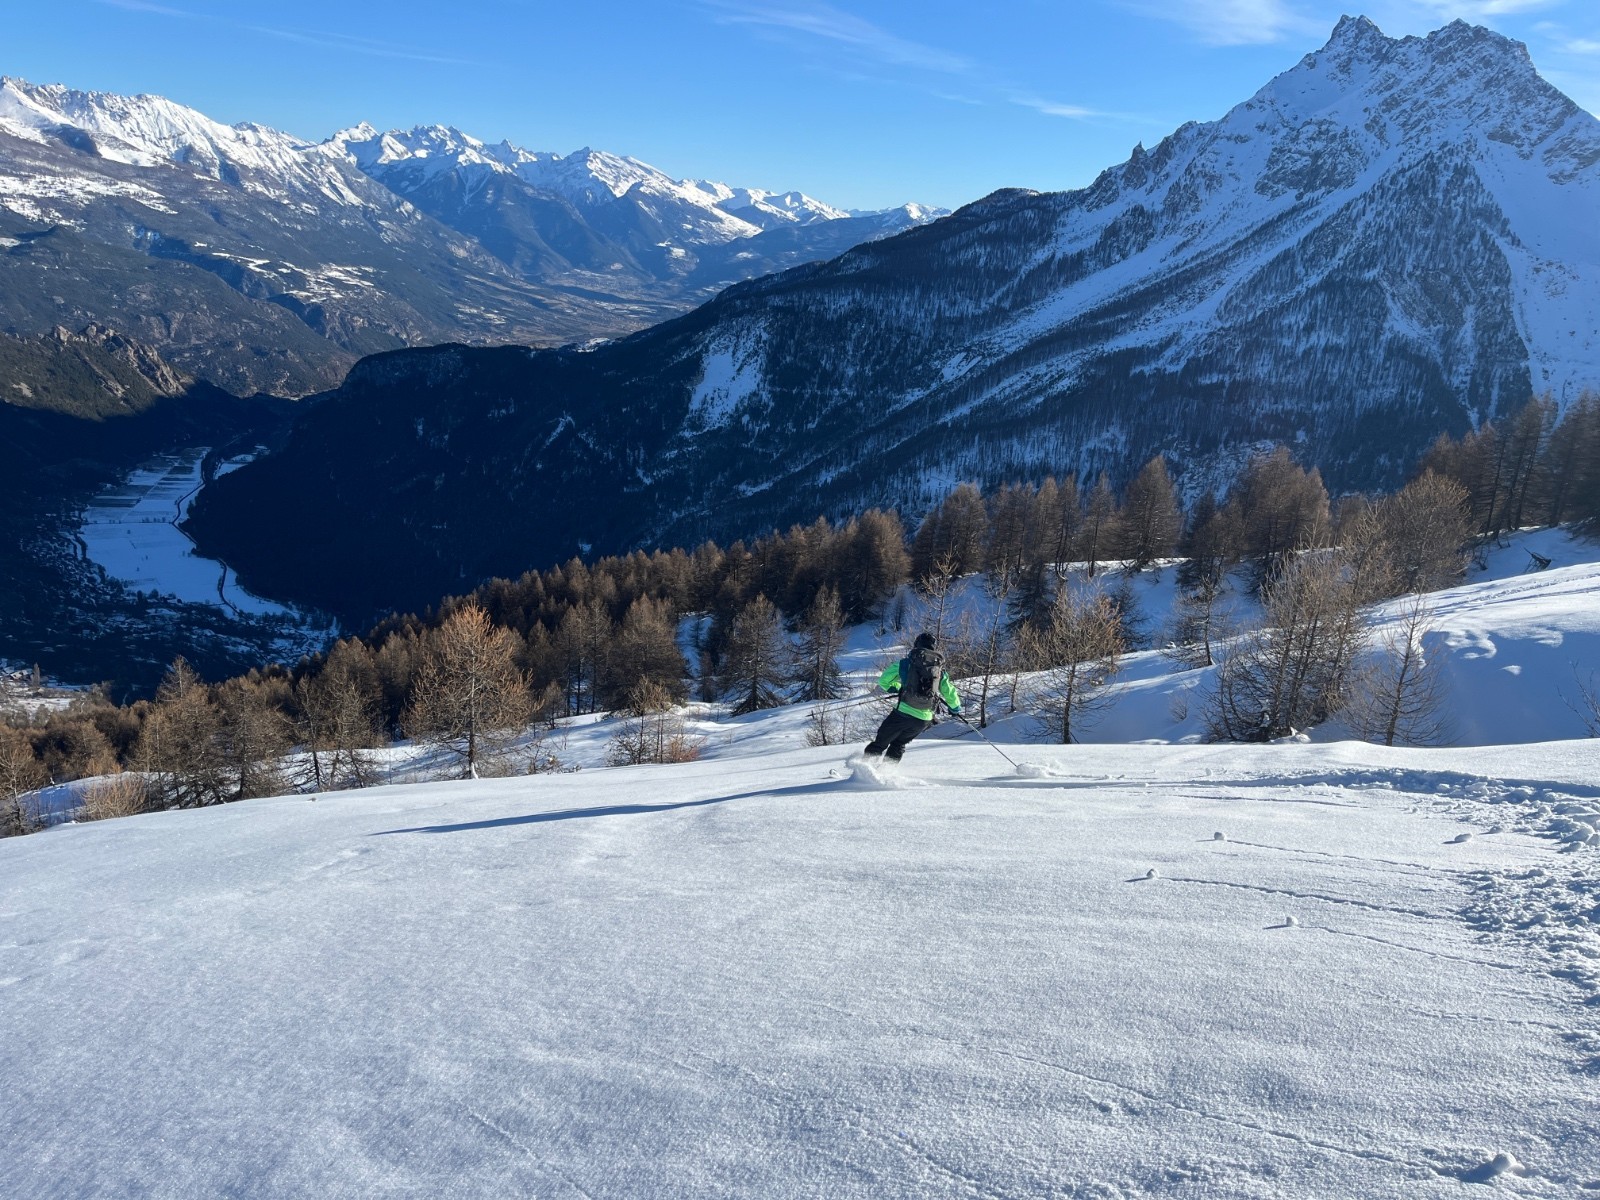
[0,76,371,204]
[329,120,937,235]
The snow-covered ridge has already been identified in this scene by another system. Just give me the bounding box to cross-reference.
[0,77,365,205]
[329,122,929,240]
[0,74,945,241]
[981,15,1600,405]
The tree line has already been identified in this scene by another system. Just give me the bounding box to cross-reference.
[5,390,1598,836]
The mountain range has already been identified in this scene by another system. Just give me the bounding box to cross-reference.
[0,78,940,395]
[188,16,1600,622]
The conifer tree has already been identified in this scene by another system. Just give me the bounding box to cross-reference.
[911,483,986,579]
[792,585,848,701]
[1026,587,1124,744]
[135,658,229,808]
[217,676,294,800]
[1228,447,1330,565]
[1078,473,1121,578]
[838,509,911,621]
[600,596,688,710]
[405,606,533,778]
[718,594,790,715]
[1121,456,1183,570]
[0,726,47,837]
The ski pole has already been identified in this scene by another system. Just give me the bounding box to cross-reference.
[951,712,1022,771]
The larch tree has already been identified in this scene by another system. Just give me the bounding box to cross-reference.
[955,569,1017,727]
[1205,551,1366,741]
[1229,447,1331,566]
[298,638,385,790]
[217,675,294,800]
[792,585,849,702]
[0,726,47,837]
[1026,586,1124,744]
[405,605,533,778]
[135,658,230,809]
[600,596,688,710]
[1078,473,1121,579]
[1122,456,1183,570]
[1345,597,1453,747]
[718,594,790,715]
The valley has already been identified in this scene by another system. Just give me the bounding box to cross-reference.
[6,8,1600,1197]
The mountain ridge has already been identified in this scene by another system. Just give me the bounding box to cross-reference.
[0,76,944,395]
[187,15,1600,621]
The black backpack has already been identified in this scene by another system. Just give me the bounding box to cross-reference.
[902,646,944,707]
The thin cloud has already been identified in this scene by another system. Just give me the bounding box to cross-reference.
[1121,0,1326,46]
[94,0,476,66]
[701,1,973,74]
[245,26,479,66]
[1010,95,1121,121]
[1411,0,1560,16]
[702,1,1146,125]
[96,0,190,14]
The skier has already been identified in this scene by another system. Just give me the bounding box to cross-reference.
[863,631,962,762]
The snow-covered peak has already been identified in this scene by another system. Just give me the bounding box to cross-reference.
[327,122,544,182]
[707,186,850,227]
[0,76,369,204]
[1257,14,1573,144]
[323,118,939,242]
[853,201,948,225]
[512,146,672,201]
[0,77,302,168]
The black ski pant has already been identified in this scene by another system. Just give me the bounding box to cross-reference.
[865,709,930,761]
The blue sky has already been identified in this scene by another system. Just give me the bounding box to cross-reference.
[11,1,1600,210]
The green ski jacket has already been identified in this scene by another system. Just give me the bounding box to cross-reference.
[877,659,962,721]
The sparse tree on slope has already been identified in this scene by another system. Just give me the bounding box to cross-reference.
[1345,597,1452,747]
[718,594,790,715]
[1026,587,1124,744]
[792,585,848,702]
[405,605,533,778]
[1206,552,1365,741]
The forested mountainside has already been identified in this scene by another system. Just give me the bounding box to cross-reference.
[189,18,1600,621]
[0,326,297,687]
[0,79,937,396]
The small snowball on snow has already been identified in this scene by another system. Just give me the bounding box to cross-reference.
[1143,867,1160,880]
[1488,824,1506,834]
[1213,831,1227,841]
[1486,1151,1520,1177]
[1450,832,1474,844]
[1284,915,1299,927]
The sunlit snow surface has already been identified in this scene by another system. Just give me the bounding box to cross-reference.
[6,532,1600,1195]
[4,748,1599,1194]
[76,449,303,619]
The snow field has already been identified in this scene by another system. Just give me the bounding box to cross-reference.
[3,735,1597,1197]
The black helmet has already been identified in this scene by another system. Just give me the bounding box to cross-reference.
[913,631,937,651]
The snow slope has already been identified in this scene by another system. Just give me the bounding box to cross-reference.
[3,736,1597,1197]
[6,533,1600,1196]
